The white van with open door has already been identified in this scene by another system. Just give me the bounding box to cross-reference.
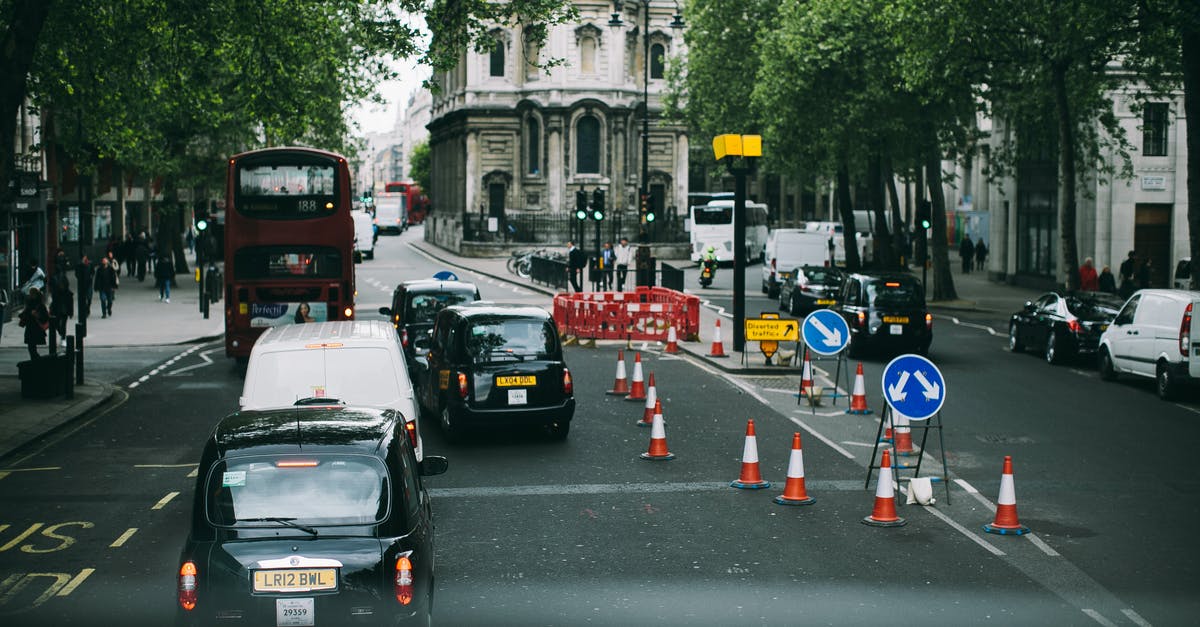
[1098,289,1200,400]
[761,229,833,297]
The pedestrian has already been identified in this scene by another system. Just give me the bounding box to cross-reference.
[18,287,50,360]
[75,254,95,320]
[1118,251,1137,298]
[1078,257,1099,291]
[120,233,136,277]
[0,286,8,343]
[1137,258,1154,289]
[135,232,150,281]
[600,242,615,291]
[53,247,70,274]
[567,241,587,292]
[614,237,632,291]
[975,237,988,272]
[155,253,174,303]
[959,235,975,273]
[47,262,73,345]
[186,226,195,254]
[94,256,119,318]
[1098,265,1117,294]
[18,258,46,297]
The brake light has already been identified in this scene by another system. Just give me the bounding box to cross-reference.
[276,459,319,468]
[457,372,469,398]
[394,555,414,605]
[178,561,198,611]
[885,282,901,287]
[925,313,933,330]
[343,306,354,318]
[771,258,777,271]
[1180,303,1193,356]
[856,311,866,326]
[1067,319,1082,333]
[404,420,418,449]
[401,329,409,348]
[562,367,574,395]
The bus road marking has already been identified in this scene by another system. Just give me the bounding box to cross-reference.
[56,568,94,596]
[187,468,198,478]
[110,528,138,548]
[151,492,180,510]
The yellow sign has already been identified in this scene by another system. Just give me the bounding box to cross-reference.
[760,340,778,359]
[745,318,799,341]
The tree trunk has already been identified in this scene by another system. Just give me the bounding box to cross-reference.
[925,153,958,301]
[1052,62,1081,291]
[836,161,861,271]
[0,0,52,206]
[884,157,906,267]
[1184,20,1200,289]
[868,153,893,270]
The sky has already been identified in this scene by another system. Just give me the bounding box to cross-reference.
[350,54,431,136]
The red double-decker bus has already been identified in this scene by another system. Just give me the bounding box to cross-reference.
[383,181,429,226]
[224,147,356,359]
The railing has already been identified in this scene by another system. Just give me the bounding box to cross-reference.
[530,255,569,290]
[660,263,684,292]
[461,211,687,244]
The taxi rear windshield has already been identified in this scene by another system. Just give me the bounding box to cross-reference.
[234,246,343,280]
[466,319,558,360]
[406,291,476,325]
[866,280,924,307]
[206,454,389,527]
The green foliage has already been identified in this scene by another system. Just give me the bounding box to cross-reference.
[410,140,431,194]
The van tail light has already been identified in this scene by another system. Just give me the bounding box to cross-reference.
[394,554,414,605]
[401,329,409,348]
[178,561,198,611]
[562,367,574,395]
[457,372,469,399]
[1180,303,1193,356]
[925,313,933,330]
[771,258,777,272]
[856,311,866,327]
[404,420,418,449]
[1067,318,1082,334]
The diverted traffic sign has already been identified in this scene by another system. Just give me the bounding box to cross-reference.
[881,354,945,420]
[745,317,799,342]
[801,310,850,356]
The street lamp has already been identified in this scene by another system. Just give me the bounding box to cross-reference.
[712,134,762,353]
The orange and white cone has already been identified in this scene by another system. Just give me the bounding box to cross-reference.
[730,419,771,489]
[774,433,815,505]
[862,450,907,527]
[638,375,658,427]
[709,319,727,357]
[983,456,1029,535]
[893,413,917,457]
[639,401,674,461]
[665,325,679,354]
[625,352,646,401]
[799,352,814,398]
[846,362,873,415]
[607,350,629,396]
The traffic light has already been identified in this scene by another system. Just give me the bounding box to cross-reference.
[641,194,655,223]
[195,212,209,233]
[591,189,605,221]
[575,190,588,221]
[916,200,931,229]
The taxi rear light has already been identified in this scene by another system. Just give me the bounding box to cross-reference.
[178,561,198,611]
[401,329,409,348]
[394,555,414,605]
[305,342,344,349]
[885,282,901,287]
[562,368,574,395]
[856,311,866,326]
[1180,303,1193,356]
[925,313,933,330]
[457,372,469,398]
[276,459,319,468]
[404,420,418,449]
[1067,318,1082,333]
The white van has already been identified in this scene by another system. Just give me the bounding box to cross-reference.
[240,320,424,459]
[761,229,833,297]
[352,209,375,262]
[1098,289,1200,400]
[374,196,406,234]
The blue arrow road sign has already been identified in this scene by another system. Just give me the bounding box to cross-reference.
[880,354,946,420]
[802,310,850,356]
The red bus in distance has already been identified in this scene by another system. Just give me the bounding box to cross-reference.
[382,181,429,226]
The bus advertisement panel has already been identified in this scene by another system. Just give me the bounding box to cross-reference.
[224,147,355,359]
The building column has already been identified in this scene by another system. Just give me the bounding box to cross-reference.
[465,130,480,216]
[674,131,688,220]
[548,118,563,213]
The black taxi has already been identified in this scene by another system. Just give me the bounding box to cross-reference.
[378,279,481,371]
[176,406,447,626]
[419,303,575,442]
[836,272,933,357]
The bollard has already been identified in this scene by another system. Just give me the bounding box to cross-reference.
[64,336,75,400]
[48,316,58,356]
[75,322,85,384]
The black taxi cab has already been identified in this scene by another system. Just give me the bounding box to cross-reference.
[378,279,481,371]
[176,406,447,626]
[836,272,933,357]
[419,303,575,442]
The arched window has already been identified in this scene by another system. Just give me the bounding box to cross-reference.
[576,115,600,174]
[490,40,505,77]
[650,43,665,79]
[526,118,540,175]
[580,37,596,74]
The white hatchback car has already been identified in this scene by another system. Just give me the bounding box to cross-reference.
[1098,289,1200,400]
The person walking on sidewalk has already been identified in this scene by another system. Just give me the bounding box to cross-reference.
[567,241,586,292]
[18,258,45,297]
[155,253,174,302]
[18,287,50,360]
[75,254,95,320]
[614,237,632,291]
[1078,257,1099,291]
[1118,251,1137,298]
[135,232,150,282]
[95,257,119,318]
[1098,265,1117,294]
[959,236,975,273]
[47,263,73,345]
[974,238,988,272]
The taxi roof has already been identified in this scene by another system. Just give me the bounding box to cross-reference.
[398,279,479,294]
[252,320,397,350]
[443,302,552,320]
[210,406,399,459]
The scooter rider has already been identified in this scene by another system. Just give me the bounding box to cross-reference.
[699,246,719,287]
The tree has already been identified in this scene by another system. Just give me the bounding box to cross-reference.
[410,140,431,194]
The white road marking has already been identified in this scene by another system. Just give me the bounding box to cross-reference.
[1121,608,1153,627]
[1173,403,1200,415]
[1082,609,1119,627]
[788,417,855,460]
[920,505,1005,557]
[1026,533,1061,557]
[839,441,875,448]
[945,316,999,335]
[167,348,220,376]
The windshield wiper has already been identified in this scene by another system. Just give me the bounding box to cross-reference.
[238,517,319,536]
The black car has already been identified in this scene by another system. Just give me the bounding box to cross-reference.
[420,303,575,442]
[779,265,843,315]
[379,279,481,370]
[836,272,932,357]
[1008,291,1125,364]
[176,406,448,626]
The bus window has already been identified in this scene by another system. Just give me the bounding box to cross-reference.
[693,205,733,225]
[233,247,343,280]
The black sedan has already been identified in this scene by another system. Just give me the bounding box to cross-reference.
[779,265,843,315]
[1008,291,1125,364]
[176,406,447,626]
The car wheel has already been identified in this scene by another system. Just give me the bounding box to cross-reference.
[1044,331,1059,364]
[1156,361,1178,401]
[440,405,462,444]
[778,294,788,311]
[1098,348,1118,381]
[760,282,768,295]
[1008,324,1024,352]
[545,420,571,441]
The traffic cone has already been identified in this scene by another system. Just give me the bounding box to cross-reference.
[730,419,771,489]
[893,413,917,457]
[665,325,679,354]
[862,450,907,527]
[625,352,646,401]
[983,456,1030,535]
[708,319,727,357]
[638,375,658,427]
[606,350,629,396]
[799,352,814,398]
[846,362,873,415]
[774,433,815,506]
[639,401,674,461]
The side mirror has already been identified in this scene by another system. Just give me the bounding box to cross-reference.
[1023,302,1035,313]
[378,306,391,316]
[419,455,449,476]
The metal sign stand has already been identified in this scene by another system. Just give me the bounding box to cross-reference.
[794,344,851,411]
[864,406,951,504]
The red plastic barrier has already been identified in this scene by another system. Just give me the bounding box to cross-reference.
[554,288,700,342]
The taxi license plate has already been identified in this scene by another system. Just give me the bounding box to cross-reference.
[816,299,835,305]
[253,569,337,593]
[497,375,537,387]
[276,598,314,627]
[882,316,909,324]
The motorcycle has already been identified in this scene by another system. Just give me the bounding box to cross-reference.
[698,258,718,288]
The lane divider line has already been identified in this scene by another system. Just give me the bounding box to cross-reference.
[1121,608,1152,627]
[788,417,855,460]
[1082,609,1119,627]
[110,528,138,548]
[151,491,180,510]
[921,505,1005,557]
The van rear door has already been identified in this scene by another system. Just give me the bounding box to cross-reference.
[1188,298,1200,377]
